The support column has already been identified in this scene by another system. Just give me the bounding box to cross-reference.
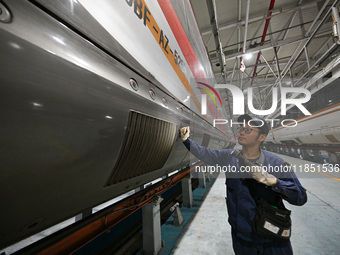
[294,148,299,158]
[290,148,296,157]
[322,151,330,163]
[330,152,340,164]
[182,175,193,208]
[279,147,283,154]
[312,149,320,163]
[207,170,212,182]
[301,149,307,160]
[198,170,206,188]
[143,196,163,255]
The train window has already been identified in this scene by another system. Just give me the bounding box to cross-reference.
[325,81,340,105]
[286,105,303,120]
[298,77,340,115]
[305,97,318,114]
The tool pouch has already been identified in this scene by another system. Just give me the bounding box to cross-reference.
[253,199,291,240]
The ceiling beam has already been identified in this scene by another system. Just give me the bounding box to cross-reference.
[263,0,339,117]
[205,0,233,116]
[262,0,303,89]
[243,0,250,54]
[217,29,331,61]
[201,0,319,36]
[280,0,334,79]
[212,59,306,72]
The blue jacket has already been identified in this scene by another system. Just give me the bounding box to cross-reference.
[183,138,307,243]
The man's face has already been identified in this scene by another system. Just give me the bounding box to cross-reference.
[237,123,266,147]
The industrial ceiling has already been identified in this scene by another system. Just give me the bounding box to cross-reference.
[189,0,340,120]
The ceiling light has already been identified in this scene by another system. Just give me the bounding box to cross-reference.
[244,53,253,60]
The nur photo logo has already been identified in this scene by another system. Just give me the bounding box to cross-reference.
[197,82,312,128]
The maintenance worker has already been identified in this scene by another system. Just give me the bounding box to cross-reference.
[180,114,307,255]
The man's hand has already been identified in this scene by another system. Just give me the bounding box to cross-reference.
[180,127,190,141]
[250,166,277,186]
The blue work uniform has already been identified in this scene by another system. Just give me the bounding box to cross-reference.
[183,138,307,255]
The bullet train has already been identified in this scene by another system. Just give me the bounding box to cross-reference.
[266,77,340,145]
[265,76,340,161]
[0,0,234,249]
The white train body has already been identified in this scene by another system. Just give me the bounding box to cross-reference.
[266,103,340,145]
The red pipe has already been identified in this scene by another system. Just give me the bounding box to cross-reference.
[251,0,276,86]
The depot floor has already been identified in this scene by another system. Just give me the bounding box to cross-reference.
[172,153,340,255]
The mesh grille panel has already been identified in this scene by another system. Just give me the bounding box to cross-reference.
[106,111,178,186]
[295,137,302,143]
[325,134,340,143]
[201,133,211,147]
